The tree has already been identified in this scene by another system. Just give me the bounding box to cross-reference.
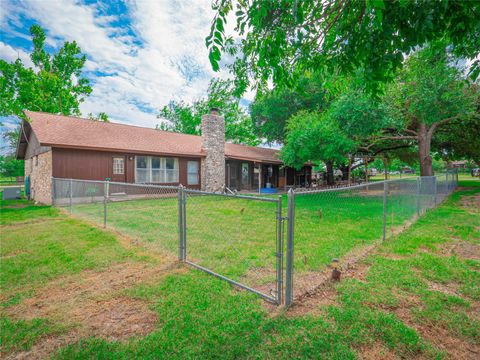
[0,123,24,177]
[384,45,479,176]
[158,79,259,145]
[250,73,327,143]
[281,111,355,185]
[432,105,480,165]
[207,0,480,94]
[0,25,92,119]
[88,112,109,122]
[0,155,24,178]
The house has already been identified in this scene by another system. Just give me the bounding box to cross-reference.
[16,110,312,204]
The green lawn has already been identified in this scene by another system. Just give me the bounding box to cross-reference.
[1,179,478,358]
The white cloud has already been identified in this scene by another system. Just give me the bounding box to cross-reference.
[0,42,34,68]
[0,0,240,127]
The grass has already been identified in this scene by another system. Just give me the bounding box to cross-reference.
[1,179,478,358]
[0,199,147,354]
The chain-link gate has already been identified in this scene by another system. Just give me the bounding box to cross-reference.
[181,189,284,304]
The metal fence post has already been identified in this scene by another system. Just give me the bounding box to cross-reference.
[383,181,388,241]
[285,188,295,307]
[182,187,187,260]
[51,177,55,206]
[276,195,283,305]
[178,185,185,261]
[69,178,73,213]
[433,176,438,206]
[103,180,108,228]
[416,177,421,217]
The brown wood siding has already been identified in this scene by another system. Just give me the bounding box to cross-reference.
[25,130,51,160]
[52,148,201,189]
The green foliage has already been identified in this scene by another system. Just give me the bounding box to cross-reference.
[385,45,478,129]
[87,112,109,122]
[281,111,355,169]
[0,155,24,178]
[158,78,259,145]
[250,73,328,143]
[208,0,480,94]
[432,105,480,164]
[0,25,92,119]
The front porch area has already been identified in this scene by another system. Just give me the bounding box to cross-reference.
[225,159,312,194]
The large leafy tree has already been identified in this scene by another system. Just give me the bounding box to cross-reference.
[281,111,355,185]
[250,73,328,143]
[158,79,259,145]
[432,91,480,165]
[207,0,479,94]
[384,45,479,176]
[0,25,92,119]
[0,125,23,177]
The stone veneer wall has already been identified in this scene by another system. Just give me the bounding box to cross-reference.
[201,111,225,192]
[24,150,53,204]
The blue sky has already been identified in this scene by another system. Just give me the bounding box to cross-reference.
[0,0,245,144]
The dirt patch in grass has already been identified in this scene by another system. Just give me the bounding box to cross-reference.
[10,330,83,360]
[460,193,480,213]
[356,342,399,360]
[6,262,181,321]
[286,280,338,317]
[5,261,185,359]
[425,280,462,298]
[394,303,480,360]
[0,249,30,260]
[455,242,480,261]
[70,296,157,340]
[437,241,480,261]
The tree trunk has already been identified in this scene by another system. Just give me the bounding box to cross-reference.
[339,164,349,181]
[383,157,389,180]
[326,161,334,186]
[418,123,433,176]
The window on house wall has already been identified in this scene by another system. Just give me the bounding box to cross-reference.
[187,161,199,185]
[113,157,124,175]
[135,156,179,183]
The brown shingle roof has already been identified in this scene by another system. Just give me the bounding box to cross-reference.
[22,111,281,163]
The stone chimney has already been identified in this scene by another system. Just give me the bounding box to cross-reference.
[201,108,225,192]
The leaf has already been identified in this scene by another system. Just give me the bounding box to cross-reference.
[371,0,385,10]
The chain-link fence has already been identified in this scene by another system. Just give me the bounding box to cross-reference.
[52,170,458,307]
[52,178,179,256]
[284,170,459,306]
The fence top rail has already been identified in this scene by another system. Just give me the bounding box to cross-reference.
[294,173,455,196]
[52,177,179,190]
[184,189,279,203]
[53,177,105,184]
[295,180,387,195]
[107,181,179,190]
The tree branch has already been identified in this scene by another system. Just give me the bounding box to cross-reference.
[427,116,460,139]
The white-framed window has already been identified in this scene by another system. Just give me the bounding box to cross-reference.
[113,157,124,175]
[187,161,199,185]
[135,156,179,183]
